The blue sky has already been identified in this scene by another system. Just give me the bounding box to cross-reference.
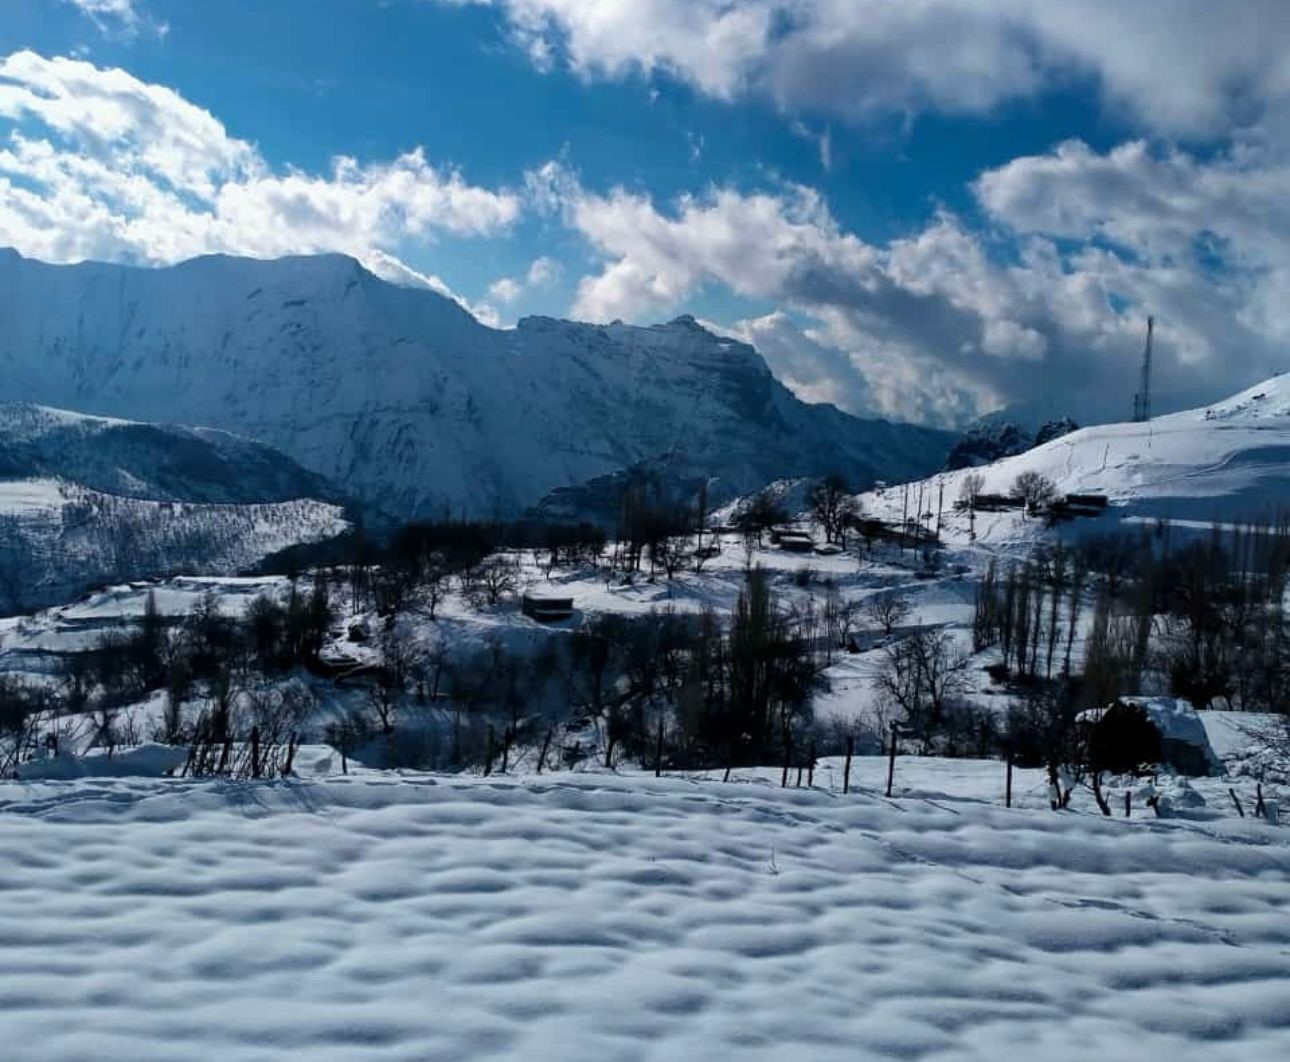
[3,1,1289,426]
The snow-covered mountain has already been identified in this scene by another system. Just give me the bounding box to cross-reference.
[0,249,954,519]
[0,404,348,614]
[863,373,1290,544]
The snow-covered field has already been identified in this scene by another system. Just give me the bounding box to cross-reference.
[0,766,1286,1061]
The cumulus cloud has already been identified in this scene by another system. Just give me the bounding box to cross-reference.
[526,254,561,287]
[0,51,520,305]
[443,0,1290,138]
[487,276,523,304]
[485,255,563,315]
[538,151,1290,425]
[717,312,872,413]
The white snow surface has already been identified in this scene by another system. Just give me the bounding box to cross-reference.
[0,769,1286,1061]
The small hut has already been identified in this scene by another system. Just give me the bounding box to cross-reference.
[1080,697,1222,776]
[777,531,815,553]
[522,594,575,623]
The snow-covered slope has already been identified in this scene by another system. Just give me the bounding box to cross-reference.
[0,404,349,613]
[0,479,347,615]
[863,373,1290,544]
[0,249,953,518]
[0,403,337,504]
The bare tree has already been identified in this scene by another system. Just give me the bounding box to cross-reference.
[822,581,861,657]
[1013,471,1058,516]
[959,472,985,510]
[734,489,789,548]
[368,623,419,733]
[0,676,50,775]
[473,555,519,608]
[866,591,911,636]
[874,627,970,754]
[807,475,860,545]
[656,535,689,580]
[416,553,449,620]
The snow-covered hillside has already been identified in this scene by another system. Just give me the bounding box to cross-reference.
[0,405,348,613]
[0,249,953,518]
[0,403,337,504]
[863,373,1290,547]
[0,480,347,615]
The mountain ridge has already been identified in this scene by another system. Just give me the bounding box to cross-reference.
[0,249,955,519]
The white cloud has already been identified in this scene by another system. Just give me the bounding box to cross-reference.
[717,311,871,413]
[0,51,520,307]
[448,1,1290,138]
[487,276,523,303]
[62,0,167,39]
[485,254,564,309]
[540,151,1290,425]
[526,254,561,287]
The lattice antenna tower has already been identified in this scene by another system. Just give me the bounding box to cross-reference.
[1132,316,1154,423]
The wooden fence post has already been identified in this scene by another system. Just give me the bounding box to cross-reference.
[885,723,898,798]
[1124,791,1131,818]
[250,726,261,779]
[654,717,664,778]
[1229,788,1245,818]
[843,736,854,795]
[537,728,553,775]
[807,743,815,788]
[1005,749,1013,808]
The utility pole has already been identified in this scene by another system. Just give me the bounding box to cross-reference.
[1132,316,1154,423]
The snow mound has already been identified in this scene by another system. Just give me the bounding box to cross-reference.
[14,742,187,780]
